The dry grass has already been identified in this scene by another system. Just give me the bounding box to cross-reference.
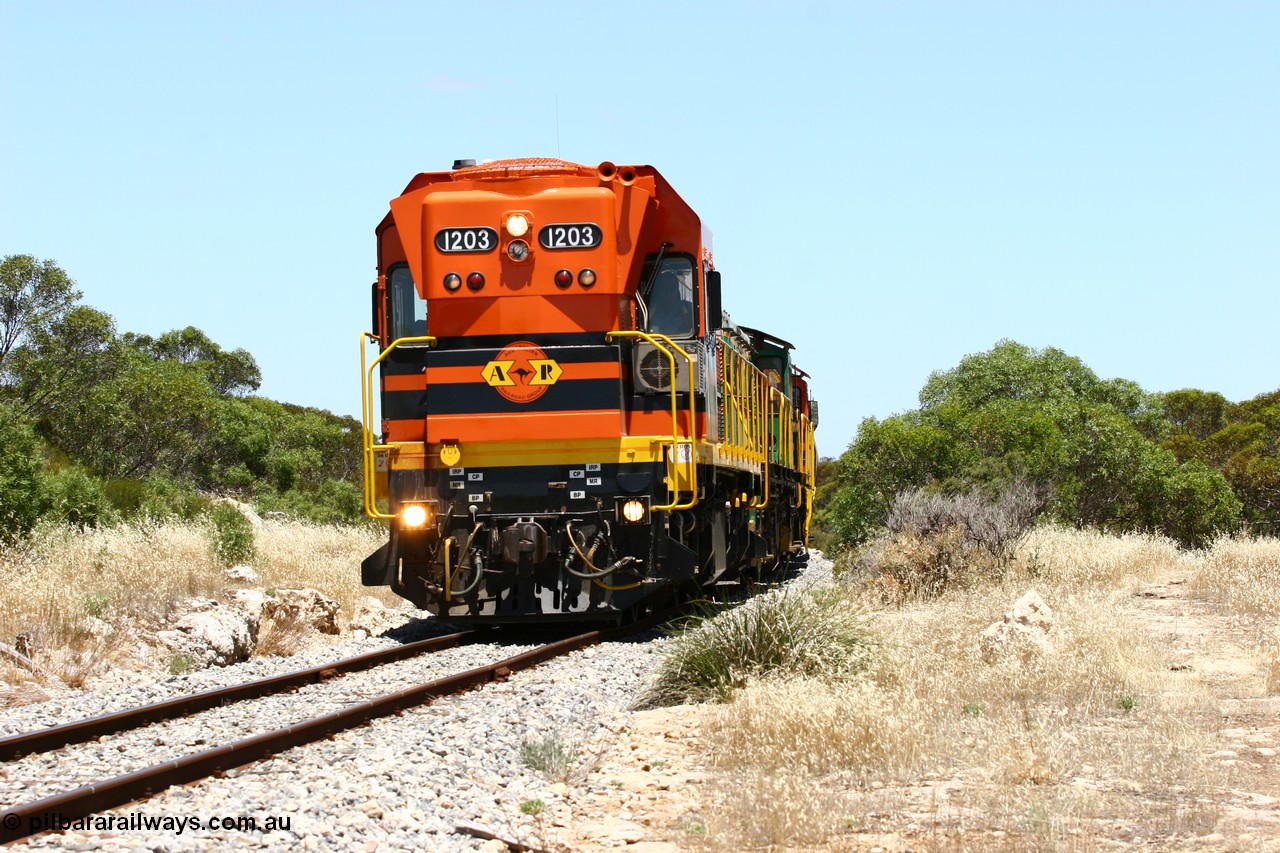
[692,527,1233,850]
[1188,536,1280,695]
[0,519,393,686]
[1188,536,1280,618]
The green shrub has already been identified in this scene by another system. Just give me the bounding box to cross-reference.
[103,478,147,516]
[852,482,1043,599]
[83,592,111,617]
[0,403,44,541]
[634,586,874,708]
[39,464,117,529]
[255,479,364,524]
[208,503,256,566]
[521,735,578,781]
[105,476,209,521]
[169,652,195,674]
[143,476,210,520]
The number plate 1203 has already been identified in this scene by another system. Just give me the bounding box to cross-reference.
[434,227,498,253]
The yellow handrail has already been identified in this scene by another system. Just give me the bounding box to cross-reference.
[606,330,697,511]
[360,331,437,519]
[718,337,767,467]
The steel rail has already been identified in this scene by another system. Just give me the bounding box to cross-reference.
[0,629,479,762]
[0,613,667,845]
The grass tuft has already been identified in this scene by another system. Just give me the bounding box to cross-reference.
[521,734,578,782]
[634,585,874,709]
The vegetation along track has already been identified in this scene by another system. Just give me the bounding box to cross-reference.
[0,613,670,845]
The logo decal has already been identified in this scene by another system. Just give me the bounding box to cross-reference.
[482,341,562,403]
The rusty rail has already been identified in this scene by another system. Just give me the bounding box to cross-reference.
[0,630,478,762]
[0,613,669,845]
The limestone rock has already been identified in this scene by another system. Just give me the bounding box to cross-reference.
[225,588,268,619]
[348,596,409,637]
[263,588,340,635]
[980,589,1053,663]
[0,681,52,708]
[225,564,260,584]
[158,603,259,668]
[78,616,115,638]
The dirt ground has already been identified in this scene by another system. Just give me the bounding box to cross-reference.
[547,575,1280,852]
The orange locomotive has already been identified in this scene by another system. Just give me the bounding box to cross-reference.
[360,158,818,621]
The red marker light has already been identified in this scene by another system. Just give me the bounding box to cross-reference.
[554,269,573,288]
[467,272,485,291]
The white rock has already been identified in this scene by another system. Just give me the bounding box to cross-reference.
[225,564,260,583]
[980,589,1053,663]
[349,596,409,637]
[78,616,115,638]
[264,588,341,635]
[158,604,259,667]
[225,588,268,618]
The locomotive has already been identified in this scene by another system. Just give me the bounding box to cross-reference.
[360,158,817,622]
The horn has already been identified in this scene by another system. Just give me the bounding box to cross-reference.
[618,166,637,186]
[597,161,617,181]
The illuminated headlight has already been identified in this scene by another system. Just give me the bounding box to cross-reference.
[505,213,530,237]
[618,498,648,524]
[400,504,429,528]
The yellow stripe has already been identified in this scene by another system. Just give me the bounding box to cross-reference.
[380,436,792,473]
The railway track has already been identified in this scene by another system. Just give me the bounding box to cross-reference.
[0,612,668,845]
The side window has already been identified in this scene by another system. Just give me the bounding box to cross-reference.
[387,265,426,340]
[643,256,696,338]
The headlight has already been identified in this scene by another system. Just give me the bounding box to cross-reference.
[401,504,429,528]
[505,213,530,237]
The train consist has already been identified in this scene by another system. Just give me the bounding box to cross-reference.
[360,158,817,622]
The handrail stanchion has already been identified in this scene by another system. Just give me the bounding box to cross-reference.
[360,333,437,520]
[606,331,697,511]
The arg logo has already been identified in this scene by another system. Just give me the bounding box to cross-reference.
[481,341,562,404]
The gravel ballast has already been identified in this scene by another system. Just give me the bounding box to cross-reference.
[3,553,835,851]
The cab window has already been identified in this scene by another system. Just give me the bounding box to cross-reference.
[388,265,426,340]
[642,256,696,338]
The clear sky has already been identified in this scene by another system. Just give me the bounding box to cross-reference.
[2,1,1276,457]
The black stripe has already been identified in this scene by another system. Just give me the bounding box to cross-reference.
[425,345,620,368]
[630,394,709,415]
[384,391,428,421]
[385,377,622,417]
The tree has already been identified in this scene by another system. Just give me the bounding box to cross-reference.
[828,341,1241,548]
[125,326,261,396]
[0,255,80,378]
[0,403,44,540]
[6,305,120,421]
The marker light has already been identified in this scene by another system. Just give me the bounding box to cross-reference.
[554,269,573,288]
[467,272,485,291]
[507,240,530,261]
[505,213,530,237]
[401,504,429,528]
[619,498,647,523]
[443,273,462,292]
[578,268,597,288]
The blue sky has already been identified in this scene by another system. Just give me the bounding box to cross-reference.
[2,1,1276,456]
